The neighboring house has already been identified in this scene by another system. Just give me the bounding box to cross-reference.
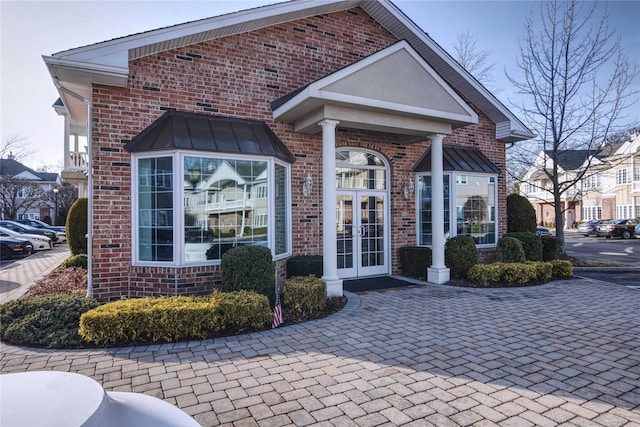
[44,0,533,301]
[522,132,640,227]
[0,156,61,221]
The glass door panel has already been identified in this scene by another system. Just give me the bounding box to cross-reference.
[337,192,388,278]
[358,194,387,276]
[336,195,355,277]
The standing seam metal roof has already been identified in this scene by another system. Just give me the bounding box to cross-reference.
[413,145,501,174]
[123,110,296,164]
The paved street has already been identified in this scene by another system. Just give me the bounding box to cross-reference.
[564,230,640,266]
[2,278,639,426]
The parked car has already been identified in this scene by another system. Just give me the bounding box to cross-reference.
[14,219,66,242]
[536,226,551,236]
[0,226,52,251]
[596,219,639,239]
[0,220,58,244]
[635,223,640,239]
[0,236,33,260]
[577,219,611,236]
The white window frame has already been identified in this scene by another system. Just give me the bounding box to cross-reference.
[131,150,292,267]
[582,206,602,221]
[616,168,631,185]
[415,172,498,248]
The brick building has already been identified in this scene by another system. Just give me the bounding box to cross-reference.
[44,0,533,301]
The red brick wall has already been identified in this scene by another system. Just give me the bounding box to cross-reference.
[89,7,504,301]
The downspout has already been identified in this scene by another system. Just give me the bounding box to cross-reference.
[54,78,94,298]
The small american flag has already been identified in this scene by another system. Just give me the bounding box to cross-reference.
[272,293,283,329]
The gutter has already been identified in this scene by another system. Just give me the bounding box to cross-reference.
[53,78,94,298]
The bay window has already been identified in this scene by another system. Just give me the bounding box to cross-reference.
[135,152,290,265]
[418,173,497,247]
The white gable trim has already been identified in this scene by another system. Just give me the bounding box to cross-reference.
[15,171,42,181]
[273,41,478,135]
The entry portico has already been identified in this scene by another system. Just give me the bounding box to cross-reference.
[273,41,478,295]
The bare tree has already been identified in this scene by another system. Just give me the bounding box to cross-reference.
[507,0,637,254]
[41,182,78,225]
[0,176,46,220]
[1,135,34,163]
[453,30,496,88]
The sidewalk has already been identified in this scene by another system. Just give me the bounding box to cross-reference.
[0,244,70,304]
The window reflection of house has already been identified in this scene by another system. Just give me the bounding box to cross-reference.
[183,158,269,261]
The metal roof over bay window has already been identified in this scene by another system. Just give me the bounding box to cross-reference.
[413,145,501,174]
[124,110,296,164]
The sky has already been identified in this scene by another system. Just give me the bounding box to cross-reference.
[1,0,639,173]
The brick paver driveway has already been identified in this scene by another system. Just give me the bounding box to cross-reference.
[1,278,639,426]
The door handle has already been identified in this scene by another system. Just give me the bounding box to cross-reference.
[359,225,366,237]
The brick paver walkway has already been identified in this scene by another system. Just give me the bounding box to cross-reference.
[1,279,639,426]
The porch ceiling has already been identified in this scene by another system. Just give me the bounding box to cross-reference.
[271,41,478,141]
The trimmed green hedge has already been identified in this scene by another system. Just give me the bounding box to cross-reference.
[66,197,88,255]
[0,294,99,348]
[496,236,526,263]
[399,246,432,280]
[541,235,560,261]
[445,235,478,279]
[79,291,271,346]
[59,254,88,270]
[467,260,572,287]
[550,260,573,278]
[222,245,275,306]
[505,232,543,261]
[283,276,326,316]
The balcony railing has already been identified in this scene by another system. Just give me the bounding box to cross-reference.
[65,150,88,171]
[206,199,255,212]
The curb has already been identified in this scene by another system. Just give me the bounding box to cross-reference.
[573,266,640,272]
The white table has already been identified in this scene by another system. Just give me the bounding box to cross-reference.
[0,371,200,427]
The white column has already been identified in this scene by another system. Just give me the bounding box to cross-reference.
[319,119,342,297]
[427,134,450,284]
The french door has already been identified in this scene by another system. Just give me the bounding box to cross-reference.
[336,191,388,278]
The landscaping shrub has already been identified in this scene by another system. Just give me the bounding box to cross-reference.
[66,197,88,255]
[0,294,99,348]
[287,255,323,278]
[79,291,271,346]
[221,245,275,305]
[399,246,432,280]
[445,236,477,279]
[507,193,536,233]
[541,235,560,261]
[467,261,563,287]
[283,276,326,316]
[505,232,543,261]
[59,254,88,270]
[550,260,573,278]
[26,267,87,297]
[496,236,526,263]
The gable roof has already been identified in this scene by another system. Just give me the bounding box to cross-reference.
[544,150,595,172]
[0,159,60,183]
[44,0,534,142]
[272,41,478,137]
